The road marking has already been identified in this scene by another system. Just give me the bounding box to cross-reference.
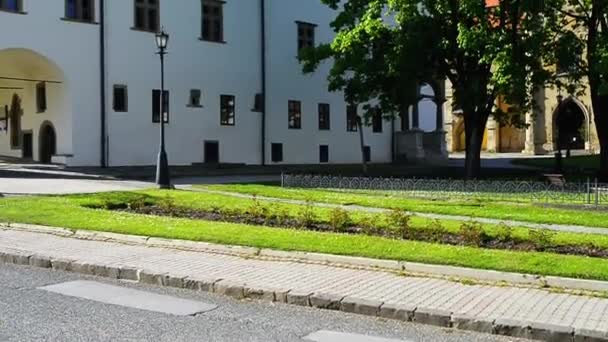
[39,281,217,316]
[304,330,411,342]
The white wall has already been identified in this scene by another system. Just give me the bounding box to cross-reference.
[0,0,410,167]
[265,0,393,164]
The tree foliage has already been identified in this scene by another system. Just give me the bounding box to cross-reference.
[300,0,561,178]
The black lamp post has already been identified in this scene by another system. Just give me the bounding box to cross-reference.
[155,28,171,189]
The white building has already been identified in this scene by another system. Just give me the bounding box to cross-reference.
[0,0,444,167]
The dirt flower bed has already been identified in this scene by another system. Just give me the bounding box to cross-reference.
[95,200,608,259]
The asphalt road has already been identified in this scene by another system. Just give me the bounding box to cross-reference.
[0,264,527,342]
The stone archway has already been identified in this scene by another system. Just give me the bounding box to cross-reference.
[553,97,589,151]
[38,121,56,164]
[0,48,68,162]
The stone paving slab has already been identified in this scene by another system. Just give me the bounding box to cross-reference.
[0,229,607,341]
[189,188,608,236]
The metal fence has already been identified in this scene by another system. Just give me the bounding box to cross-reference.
[281,174,608,205]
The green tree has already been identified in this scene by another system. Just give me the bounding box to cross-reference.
[552,0,608,179]
[300,0,559,179]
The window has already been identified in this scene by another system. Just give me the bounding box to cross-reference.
[297,21,316,53]
[363,146,371,162]
[113,85,128,112]
[0,0,21,12]
[0,105,7,133]
[201,0,223,42]
[220,95,235,126]
[346,104,358,132]
[134,0,159,32]
[253,93,263,112]
[318,103,330,130]
[36,82,47,113]
[319,145,329,163]
[288,100,301,129]
[372,109,383,133]
[65,0,94,22]
[152,89,169,123]
[271,143,283,163]
[188,89,202,107]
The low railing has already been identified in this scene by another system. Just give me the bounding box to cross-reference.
[281,174,608,205]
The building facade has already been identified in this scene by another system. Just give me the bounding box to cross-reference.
[0,0,447,167]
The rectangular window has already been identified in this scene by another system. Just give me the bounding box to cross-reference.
[65,0,94,22]
[372,109,383,133]
[36,82,47,113]
[346,104,358,132]
[220,95,235,126]
[0,0,21,12]
[271,143,283,163]
[288,100,302,129]
[113,85,128,112]
[297,21,316,53]
[253,93,263,112]
[318,103,330,130]
[134,0,159,32]
[201,0,224,42]
[319,145,329,163]
[152,89,169,123]
[188,89,202,107]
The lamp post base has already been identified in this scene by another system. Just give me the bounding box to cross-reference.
[155,150,172,189]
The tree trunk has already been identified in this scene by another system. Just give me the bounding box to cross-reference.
[356,116,369,176]
[463,112,489,180]
[593,95,608,181]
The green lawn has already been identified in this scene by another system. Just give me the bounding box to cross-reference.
[512,155,599,170]
[203,184,608,229]
[1,190,608,280]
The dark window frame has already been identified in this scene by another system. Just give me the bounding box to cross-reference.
[188,89,202,108]
[0,0,23,13]
[318,103,330,130]
[372,109,383,133]
[288,100,302,129]
[363,146,371,163]
[296,21,316,53]
[271,143,283,163]
[113,85,128,112]
[346,104,358,132]
[201,0,225,43]
[64,0,95,22]
[319,145,329,163]
[152,89,170,123]
[36,82,47,113]
[133,0,159,33]
[220,94,236,126]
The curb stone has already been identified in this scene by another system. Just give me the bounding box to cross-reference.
[530,322,574,342]
[451,314,494,334]
[413,307,453,328]
[286,291,312,307]
[0,249,606,341]
[378,303,415,322]
[340,297,383,317]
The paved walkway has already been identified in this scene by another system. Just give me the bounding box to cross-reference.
[0,229,606,341]
[186,188,608,236]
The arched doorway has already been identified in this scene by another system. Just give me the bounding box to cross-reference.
[9,93,22,149]
[39,121,56,164]
[554,98,587,151]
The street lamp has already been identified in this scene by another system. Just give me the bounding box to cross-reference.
[155,28,171,189]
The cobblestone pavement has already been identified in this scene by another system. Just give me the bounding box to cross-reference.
[0,229,607,341]
[188,188,608,236]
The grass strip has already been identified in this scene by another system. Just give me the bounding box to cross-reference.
[203,184,608,229]
[0,193,608,280]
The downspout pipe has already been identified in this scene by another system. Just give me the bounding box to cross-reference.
[260,0,267,165]
[99,0,107,167]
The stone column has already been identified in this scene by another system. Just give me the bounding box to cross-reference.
[434,97,448,158]
[486,117,499,153]
[523,111,536,155]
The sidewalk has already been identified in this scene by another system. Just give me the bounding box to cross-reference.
[186,188,608,236]
[1,228,607,342]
